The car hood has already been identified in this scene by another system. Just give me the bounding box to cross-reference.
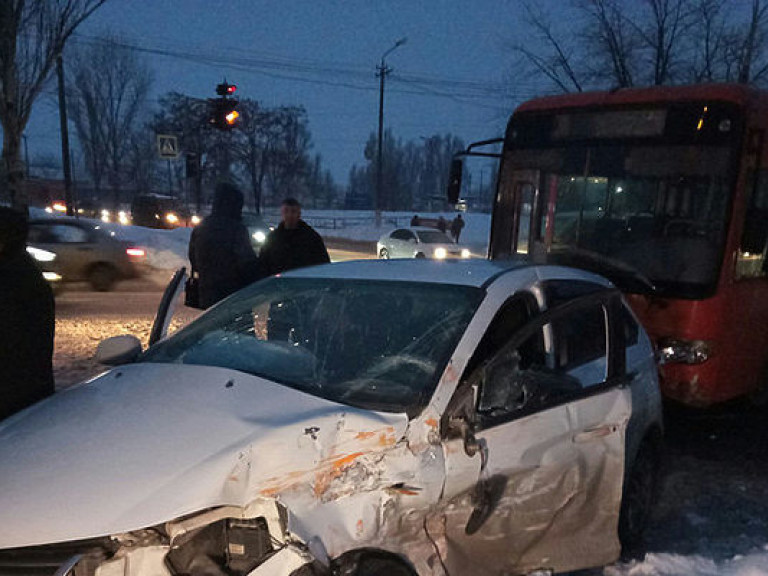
[0,363,408,549]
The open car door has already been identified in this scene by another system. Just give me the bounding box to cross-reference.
[148,267,187,346]
[431,291,632,575]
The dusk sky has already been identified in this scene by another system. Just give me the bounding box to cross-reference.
[25,1,559,183]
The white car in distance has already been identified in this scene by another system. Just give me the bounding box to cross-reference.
[377,227,471,260]
[0,260,663,576]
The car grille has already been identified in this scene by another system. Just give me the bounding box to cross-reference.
[0,538,114,576]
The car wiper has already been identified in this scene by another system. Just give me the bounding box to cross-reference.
[545,245,656,294]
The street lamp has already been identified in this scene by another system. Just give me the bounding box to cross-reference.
[375,37,407,227]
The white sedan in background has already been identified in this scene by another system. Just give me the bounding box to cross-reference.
[377,227,471,259]
[0,260,662,576]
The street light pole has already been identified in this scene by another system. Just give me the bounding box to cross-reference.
[375,37,406,228]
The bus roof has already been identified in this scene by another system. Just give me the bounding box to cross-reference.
[514,83,766,115]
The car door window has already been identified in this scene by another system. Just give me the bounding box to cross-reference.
[49,225,90,243]
[474,298,612,426]
[551,304,608,388]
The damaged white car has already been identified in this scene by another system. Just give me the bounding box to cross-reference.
[0,259,662,576]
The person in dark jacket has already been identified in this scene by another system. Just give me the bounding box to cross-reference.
[0,207,55,420]
[260,198,330,276]
[188,183,261,309]
[450,214,465,242]
[437,216,448,233]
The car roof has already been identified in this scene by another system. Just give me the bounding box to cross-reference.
[285,258,612,290]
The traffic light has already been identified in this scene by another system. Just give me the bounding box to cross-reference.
[209,80,240,131]
[216,82,237,96]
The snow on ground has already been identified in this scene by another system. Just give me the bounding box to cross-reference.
[604,547,768,575]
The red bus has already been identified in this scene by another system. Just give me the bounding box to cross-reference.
[455,84,768,407]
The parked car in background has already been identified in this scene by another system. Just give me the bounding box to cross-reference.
[378,226,471,259]
[0,260,662,575]
[131,194,190,229]
[242,211,272,253]
[27,219,146,291]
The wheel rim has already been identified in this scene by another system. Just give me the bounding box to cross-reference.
[380,248,389,259]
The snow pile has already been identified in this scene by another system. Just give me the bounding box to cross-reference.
[605,546,768,575]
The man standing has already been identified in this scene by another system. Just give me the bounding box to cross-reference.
[0,207,55,420]
[260,198,330,276]
[451,214,466,242]
[188,183,261,309]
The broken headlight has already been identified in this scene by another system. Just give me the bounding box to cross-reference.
[166,517,273,575]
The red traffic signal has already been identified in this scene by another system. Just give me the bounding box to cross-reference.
[216,82,237,97]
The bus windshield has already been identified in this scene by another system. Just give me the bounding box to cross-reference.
[506,142,737,298]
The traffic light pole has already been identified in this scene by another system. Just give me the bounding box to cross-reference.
[56,55,75,217]
[376,61,387,229]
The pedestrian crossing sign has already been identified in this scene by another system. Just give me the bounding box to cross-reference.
[157,134,180,159]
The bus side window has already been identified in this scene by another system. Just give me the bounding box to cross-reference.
[737,171,768,279]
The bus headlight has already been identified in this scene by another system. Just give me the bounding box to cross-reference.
[657,338,712,365]
[461,248,471,259]
[118,211,130,225]
[166,212,179,224]
[191,215,202,226]
[252,230,266,243]
[434,247,447,259]
[101,209,111,223]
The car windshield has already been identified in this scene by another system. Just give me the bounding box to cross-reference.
[142,277,483,413]
[417,230,453,244]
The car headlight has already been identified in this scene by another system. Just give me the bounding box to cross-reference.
[42,272,62,282]
[191,214,202,225]
[101,209,111,223]
[434,247,447,259]
[253,230,267,243]
[26,246,56,262]
[657,338,712,365]
[165,212,179,224]
[118,210,130,225]
[461,248,471,259]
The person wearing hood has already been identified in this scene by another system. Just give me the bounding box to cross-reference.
[0,207,55,420]
[188,183,262,309]
[260,197,330,276]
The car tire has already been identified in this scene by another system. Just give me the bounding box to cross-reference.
[89,263,117,292]
[379,248,390,259]
[618,439,661,559]
[415,252,426,259]
[332,550,417,576]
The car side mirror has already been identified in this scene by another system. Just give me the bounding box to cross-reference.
[447,158,463,205]
[477,355,526,414]
[96,335,142,366]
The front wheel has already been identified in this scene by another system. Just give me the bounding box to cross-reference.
[379,247,389,259]
[414,252,426,259]
[89,263,117,292]
[619,440,661,558]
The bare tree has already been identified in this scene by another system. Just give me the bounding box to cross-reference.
[579,0,640,88]
[0,0,107,210]
[67,35,152,208]
[233,98,270,212]
[633,0,691,85]
[513,3,584,93]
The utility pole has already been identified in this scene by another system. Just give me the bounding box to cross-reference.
[56,55,75,217]
[375,38,407,228]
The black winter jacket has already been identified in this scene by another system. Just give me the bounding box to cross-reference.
[260,221,330,276]
[188,216,261,309]
[0,248,55,420]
